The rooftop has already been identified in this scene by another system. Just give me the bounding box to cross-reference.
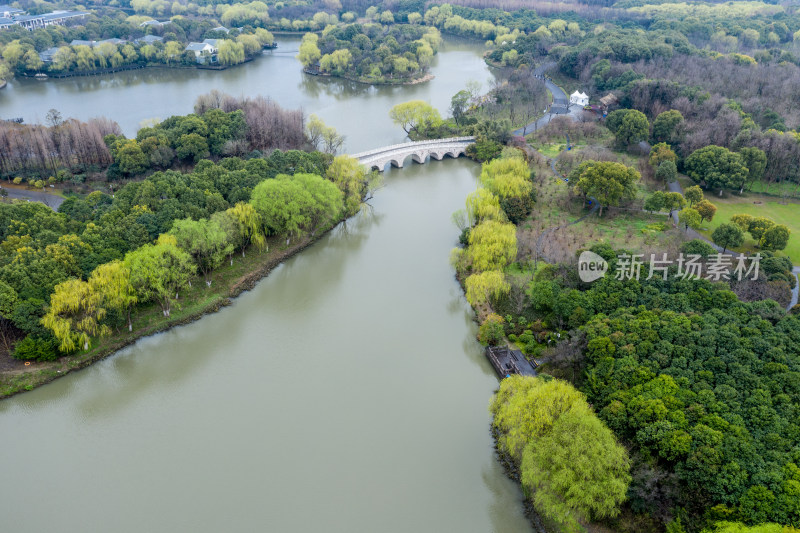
[186,42,211,51]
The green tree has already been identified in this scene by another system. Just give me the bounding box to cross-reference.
[51,46,77,72]
[652,109,684,144]
[297,33,321,67]
[250,173,343,239]
[450,89,470,126]
[685,146,748,195]
[320,49,353,75]
[467,220,517,271]
[116,139,149,175]
[737,146,767,193]
[521,404,631,532]
[642,191,664,214]
[175,133,210,163]
[656,160,678,184]
[684,185,704,206]
[712,223,744,253]
[479,156,534,223]
[748,216,775,242]
[326,155,373,216]
[606,109,649,148]
[663,192,686,218]
[389,100,442,136]
[649,142,678,167]
[571,161,640,216]
[478,313,505,345]
[41,278,109,352]
[169,218,233,285]
[678,207,702,231]
[465,270,510,307]
[0,280,19,351]
[760,224,790,251]
[123,235,195,317]
[695,200,717,223]
[89,260,137,332]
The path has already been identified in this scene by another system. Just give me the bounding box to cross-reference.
[0,185,64,210]
[512,62,579,137]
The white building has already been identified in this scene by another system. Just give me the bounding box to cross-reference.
[186,42,218,64]
[569,91,589,107]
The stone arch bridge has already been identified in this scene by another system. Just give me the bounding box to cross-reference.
[352,136,475,172]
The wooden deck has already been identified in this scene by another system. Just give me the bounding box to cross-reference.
[485,346,538,378]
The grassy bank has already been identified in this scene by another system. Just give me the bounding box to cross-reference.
[0,229,331,399]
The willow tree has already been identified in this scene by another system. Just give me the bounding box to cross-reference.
[388,100,442,136]
[42,278,109,352]
[89,260,137,332]
[227,202,266,256]
[124,235,195,317]
[490,376,631,532]
[326,155,381,216]
[464,270,509,307]
[467,220,517,272]
[296,33,321,67]
[479,156,534,223]
[169,218,233,286]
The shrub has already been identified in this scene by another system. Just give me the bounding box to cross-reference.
[680,239,716,257]
[466,140,502,162]
[478,313,505,345]
[13,336,59,362]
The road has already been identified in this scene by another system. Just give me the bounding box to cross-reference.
[0,185,65,210]
[512,62,581,137]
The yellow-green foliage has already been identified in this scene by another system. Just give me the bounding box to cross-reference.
[491,376,631,533]
[704,522,799,533]
[465,188,505,225]
[42,278,109,353]
[479,156,532,201]
[490,375,586,461]
[465,270,509,307]
[467,220,517,272]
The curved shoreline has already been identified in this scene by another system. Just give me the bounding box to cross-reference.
[0,223,339,400]
[302,67,434,86]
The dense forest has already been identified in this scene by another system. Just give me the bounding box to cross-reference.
[296,22,441,82]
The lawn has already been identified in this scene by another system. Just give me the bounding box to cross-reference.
[695,193,800,265]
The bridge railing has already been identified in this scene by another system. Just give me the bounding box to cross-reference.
[352,136,475,160]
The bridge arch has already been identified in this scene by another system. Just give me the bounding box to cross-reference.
[353,136,475,172]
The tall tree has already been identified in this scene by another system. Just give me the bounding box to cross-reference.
[571,161,640,216]
[685,146,748,196]
[89,260,138,332]
[712,223,744,253]
[42,278,109,352]
[124,236,195,317]
[169,218,233,286]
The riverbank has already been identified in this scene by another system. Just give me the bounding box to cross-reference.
[303,67,434,86]
[0,224,338,399]
[19,47,278,81]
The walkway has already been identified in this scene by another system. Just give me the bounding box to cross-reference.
[512,62,575,137]
[353,136,475,172]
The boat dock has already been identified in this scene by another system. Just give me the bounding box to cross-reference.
[485,346,538,378]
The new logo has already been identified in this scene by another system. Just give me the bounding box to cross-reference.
[578,251,608,282]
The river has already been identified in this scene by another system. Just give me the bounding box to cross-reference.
[0,37,533,532]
